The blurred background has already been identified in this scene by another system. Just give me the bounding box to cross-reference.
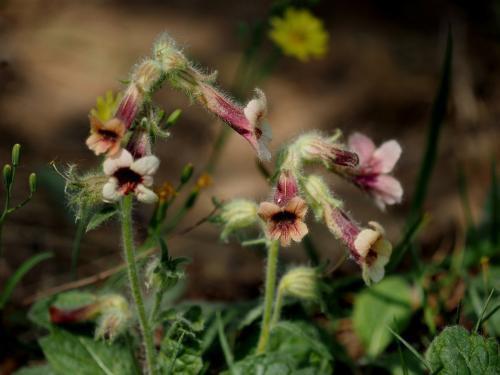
[0,0,498,316]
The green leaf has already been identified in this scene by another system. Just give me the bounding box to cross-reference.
[86,207,118,233]
[0,252,52,309]
[353,277,414,357]
[13,365,56,375]
[228,321,333,374]
[425,326,499,374]
[39,328,138,375]
[158,336,203,375]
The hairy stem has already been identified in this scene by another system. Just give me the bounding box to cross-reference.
[256,240,279,353]
[271,285,285,328]
[120,195,156,375]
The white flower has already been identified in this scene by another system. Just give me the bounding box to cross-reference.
[102,149,159,204]
[353,221,392,285]
[244,89,272,161]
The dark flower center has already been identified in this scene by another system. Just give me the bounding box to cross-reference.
[98,128,119,140]
[365,248,378,266]
[114,167,143,193]
[271,210,297,224]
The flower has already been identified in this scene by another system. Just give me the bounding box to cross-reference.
[199,85,272,160]
[102,149,159,204]
[297,133,359,168]
[354,221,392,285]
[126,129,152,158]
[269,8,329,62]
[86,116,126,156]
[258,196,308,247]
[347,132,403,210]
[274,169,299,205]
[323,205,392,285]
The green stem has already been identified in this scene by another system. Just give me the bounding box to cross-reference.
[256,240,279,354]
[271,285,284,328]
[120,195,156,375]
[150,290,164,324]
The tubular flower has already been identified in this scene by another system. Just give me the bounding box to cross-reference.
[102,149,159,204]
[274,169,299,206]
[295,132,359,169]
[324,205,392,285]
[269,8,329,62]
[126,129,152,158]
[258,196,309,247]
[86,116,126,156]
[153,35,272,160]
[114,60,163,129]
[347,132,403,210]
[199,85,272,160]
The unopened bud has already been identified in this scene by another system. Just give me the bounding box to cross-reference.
[217,199,259,241]
[166,109,182,128]
[279,267,319,301]
[11,144,21,166]
[29,173,37,194]
[303,175,342,219]
[3,164,13,188]
[95,295,130,342]
[180,163,194,184]
[132,59,162,93]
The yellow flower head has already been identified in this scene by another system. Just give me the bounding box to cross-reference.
[269,8,329,62]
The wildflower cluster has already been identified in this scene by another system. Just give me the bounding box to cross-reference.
[216,130,403,285]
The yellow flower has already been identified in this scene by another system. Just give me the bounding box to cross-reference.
[269,8,329,62]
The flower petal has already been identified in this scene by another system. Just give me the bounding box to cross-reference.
[285,196,308,219]
[373,175,403,206]
[290,220,309,242]
[102,178,121,202]
[243,89,267,128]
[354,228,380,258]
[348,132,375,167]
[258,201,281,220]
[373,140,401,173]
[103,149,133,176]
[135,184,158,204]
[130,155,160,176]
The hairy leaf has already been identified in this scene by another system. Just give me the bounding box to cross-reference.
[425,326,499,374]
[39,328,138,375]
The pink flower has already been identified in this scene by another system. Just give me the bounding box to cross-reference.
[102,149,159,204]
[347,132,403,210]
[258,196,309,247]
[199,85,271,160]
[324,205,392,285]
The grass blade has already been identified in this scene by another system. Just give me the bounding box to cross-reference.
[386,325,432,372]
[0,251,53,308]
[407,29,453,228]
[216,311,235,373]
[474,289,495,333]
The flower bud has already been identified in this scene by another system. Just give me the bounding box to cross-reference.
[180,163,194,184]
[279,267,319,301]
[11,144,21,167]
[94,295,130,342]
[29,173,37,194]
[216,199,259,241]
[131,59,163,94]
[166,109,182,128]
[3,164,13,188]
[302,175,342,220]
[274,169,299,205]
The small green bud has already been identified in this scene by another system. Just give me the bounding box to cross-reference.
[29,173,37,194]
[279,267,319,301]
[11,144,21,166]
[180,163,194,184]
[185,189,199,209]
[302,174,342,220]
[218,199,259,241]
[166,109,182,128]
[3,164,13,188]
